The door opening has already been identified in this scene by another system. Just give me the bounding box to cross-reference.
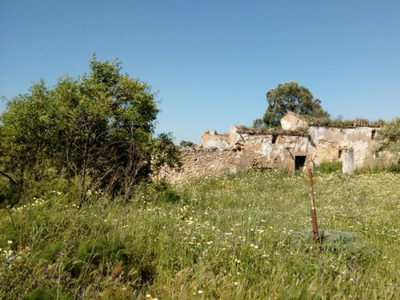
[295,156,307,170]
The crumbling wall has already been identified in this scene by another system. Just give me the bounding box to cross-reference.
[309,126,375,167]
[156,147,241,184]
[200,131,231,148]
[159,112,380,183]
[281,111,309,130]
[236,133,312,173]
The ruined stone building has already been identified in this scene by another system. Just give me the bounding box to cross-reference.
[158,112,381,183]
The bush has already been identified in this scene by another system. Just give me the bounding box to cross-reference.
[22,287,74,300]
[314,161,342,173]
[0,180,22,207]
[0,56,180,204]
[180,140,196,148]
[386,163,400,173]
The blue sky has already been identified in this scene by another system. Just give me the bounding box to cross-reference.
[1,0,399,144]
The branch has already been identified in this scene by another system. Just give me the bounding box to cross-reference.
[0,170,18,186]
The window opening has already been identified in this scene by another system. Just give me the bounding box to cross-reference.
[272,135,277,144]
[338,150,342,159]
[371,129,376,140]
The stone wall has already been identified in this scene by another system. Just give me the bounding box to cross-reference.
[155,147,240,184]
[200,131,231,148]
[158,112,382,183]
[237,133,311,173]
[309,126,375,167]
[281,111,309,130]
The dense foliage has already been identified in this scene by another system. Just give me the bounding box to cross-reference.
[0,56,180,204]
[0,171,399,299]
[255,81,330,128]
[374,117,400,164]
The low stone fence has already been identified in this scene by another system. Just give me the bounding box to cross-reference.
[154,147,240,184]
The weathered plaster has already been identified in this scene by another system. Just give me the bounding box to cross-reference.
[157,112,382,183]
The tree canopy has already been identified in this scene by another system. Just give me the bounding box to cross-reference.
[257,81,330,128]
[0,56,180,203]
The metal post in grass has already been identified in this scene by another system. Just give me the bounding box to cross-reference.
[308,168,320,245]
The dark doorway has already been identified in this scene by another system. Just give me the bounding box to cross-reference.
[295,156,307,170]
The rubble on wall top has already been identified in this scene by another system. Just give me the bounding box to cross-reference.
[282,111,383,129]
[235,125,309,137]
[202,131,230,137]
[308,120,383,128]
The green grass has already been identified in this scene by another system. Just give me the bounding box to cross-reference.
[1,171,399,299]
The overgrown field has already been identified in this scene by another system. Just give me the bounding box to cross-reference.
[1,171,399,299]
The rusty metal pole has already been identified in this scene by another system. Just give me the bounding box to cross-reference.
[308,168,320,244]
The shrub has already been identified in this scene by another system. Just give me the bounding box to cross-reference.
[22,287,74,300]
[314,161,342,173]
[180,140,196,148]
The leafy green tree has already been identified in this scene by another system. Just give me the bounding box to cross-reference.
[0,55,180,202]
[0,81,57,184]
[261,81,330,128]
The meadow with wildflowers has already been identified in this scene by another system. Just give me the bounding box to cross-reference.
[0,170,399,299]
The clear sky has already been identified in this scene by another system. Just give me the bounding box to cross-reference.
[1,0,399,144]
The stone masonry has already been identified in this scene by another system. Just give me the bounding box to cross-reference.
[157,112,382,183]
